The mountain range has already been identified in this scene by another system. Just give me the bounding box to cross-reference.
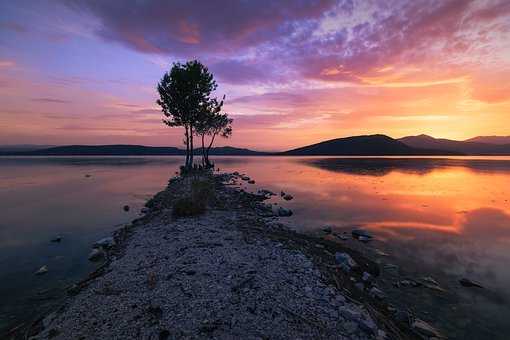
[398,134,510,155]
[1,134,510,156]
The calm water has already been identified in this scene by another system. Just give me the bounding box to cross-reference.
[1,156,510,339]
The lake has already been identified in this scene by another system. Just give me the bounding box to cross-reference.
[1,156,510,339]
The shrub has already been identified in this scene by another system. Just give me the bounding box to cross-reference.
[172,178,215,217]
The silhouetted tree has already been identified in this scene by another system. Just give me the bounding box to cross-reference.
[156,60,217,169]
[195,96,233,167]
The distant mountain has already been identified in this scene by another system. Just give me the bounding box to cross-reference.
[0,144,55,152]
[465,136,510,145]
[283,134,460,156]
[399,134,510,155]
[0,144,266,156]
[206,146,268,156]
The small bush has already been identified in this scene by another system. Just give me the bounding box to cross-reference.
[172,197,205,217]
[172,178,215,217]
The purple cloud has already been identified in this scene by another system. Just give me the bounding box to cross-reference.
[62,0,336,55]
[31,98,71,104]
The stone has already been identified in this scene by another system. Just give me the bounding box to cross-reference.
[369,287,385,300]
[422,276,439,286]
[94,237,115,249]
[338,306,361,321]
[88,248,105,261]
[352,229,373,239]
[277,206,293,217]
[362,272,371,282]
[35,265,48,275]
[51,236,62,243]
[336,233,349,240]
[247,180,255,184]
[335,252,357,272]
[354,282,365,291]
[123,205,130,212]
[411,319,443,338]
[283,194,293,201]
[257,189,275,197]
[459,278,483,288]
[322,226,332,234]
[141,207,149,214]
[358,235,371,243]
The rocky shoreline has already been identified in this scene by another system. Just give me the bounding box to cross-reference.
[21,172,434,339]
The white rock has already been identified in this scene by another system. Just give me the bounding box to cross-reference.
[335,252,357,272]
[35,265,48,275]
[88,248,105,261]
[93,237,115,249]
[412,319,443,338]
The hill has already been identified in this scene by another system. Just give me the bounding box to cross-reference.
[465,136,510,145]
[399,135,510,155]
[283,134,460,156]
[0,145,266,156]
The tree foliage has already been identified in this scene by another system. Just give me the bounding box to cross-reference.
[156,60,232,170]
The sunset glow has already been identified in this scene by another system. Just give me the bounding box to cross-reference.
[1,1,509,150]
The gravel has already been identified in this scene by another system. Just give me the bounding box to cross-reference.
[31,174,381,340]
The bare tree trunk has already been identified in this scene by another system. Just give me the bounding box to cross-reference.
[189,124,194,167]
[184,125,190,168]
[205,132,217,167]
[201,134,206,167]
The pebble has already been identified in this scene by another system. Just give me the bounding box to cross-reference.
[35,265,48,275]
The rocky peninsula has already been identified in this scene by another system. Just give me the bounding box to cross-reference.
[24,172,431,340]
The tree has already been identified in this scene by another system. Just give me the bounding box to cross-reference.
[156,60,217,169]
[195,96,233,167]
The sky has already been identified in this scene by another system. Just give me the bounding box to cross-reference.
[0,0,509,151]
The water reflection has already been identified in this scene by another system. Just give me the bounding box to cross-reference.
[1,156,510,338]
[215,156,510,339]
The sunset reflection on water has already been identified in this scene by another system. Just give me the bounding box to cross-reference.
[1,155,510,338]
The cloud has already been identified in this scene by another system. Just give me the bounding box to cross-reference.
[62,0,336,55]
[0,60,15,68]
[31,97,71,104]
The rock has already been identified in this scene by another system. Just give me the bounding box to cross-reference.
[35,265,48,275]
[283,194,293,201]
[336,233,349,240]
[257,189,275,197]
[335,252,357,272]
[369,287,385,300]
[422,276,439,286]
[459,277,483,288]
[338,306,361,321]
[352,229,372,239]
[322,226,332,234]
[93,237,115,249]
[233,171,239,176]
[362,272,371,282]
[88,248,105,261]
[50,236,62,243]
[241,176,250,181]
[400,279,421,287]
[358,235,371,243]
[354,282,365,291]
[141,207,149,214]
[123,205,130,212]
[411,319,443,338]
[67,284,80,295]
[277,206,293,217]
[84,174,91,178]
[383,264,399,272]
[247,180,255,184]
[374,249,388,256]
[280,191,285,197]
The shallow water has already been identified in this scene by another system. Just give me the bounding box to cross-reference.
[1,156,510,338]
